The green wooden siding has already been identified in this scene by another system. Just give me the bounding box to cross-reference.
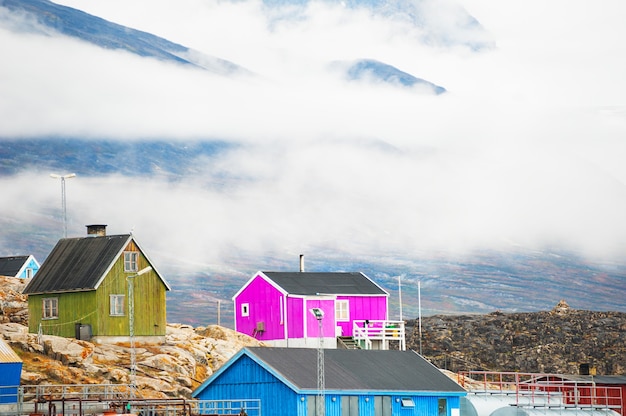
[28,244,167,338]
[28,291,98,337]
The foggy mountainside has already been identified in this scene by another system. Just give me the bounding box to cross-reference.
[0,0,446,89]
[2,140,626,327]
[1,0,625,328]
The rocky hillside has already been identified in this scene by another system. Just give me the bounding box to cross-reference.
[406,300,626,375]
[0,276,263,398]
[3,275,625,397]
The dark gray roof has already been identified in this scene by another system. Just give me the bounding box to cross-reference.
[247,347,466,392]
[23,235,131,294]
[0,256,29,277]
[263,272,388,296]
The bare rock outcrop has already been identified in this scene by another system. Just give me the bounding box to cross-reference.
[407,301,626,375]
[0,276,29,325]
[0,322,263,398]
[0,275,264,399]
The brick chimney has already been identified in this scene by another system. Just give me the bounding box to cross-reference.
[86,224,107,237]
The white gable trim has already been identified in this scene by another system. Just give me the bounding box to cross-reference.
[16,255,40,278]
[231,271,289,301]
[92,235,171,291]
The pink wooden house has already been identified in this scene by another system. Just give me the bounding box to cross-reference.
[233,271,405,349]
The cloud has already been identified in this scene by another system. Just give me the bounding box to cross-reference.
[1,0,626,272]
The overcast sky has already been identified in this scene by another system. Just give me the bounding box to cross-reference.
[1,0,626,273]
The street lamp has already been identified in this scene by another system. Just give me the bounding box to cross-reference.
[310,308,325,416]
[50,173,76,238]
[127,266,152,398]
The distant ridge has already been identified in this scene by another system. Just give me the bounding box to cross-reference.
[346,59,446,94]
[0,0,248,75]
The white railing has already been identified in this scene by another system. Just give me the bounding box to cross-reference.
[3,385,261,416]
[352,320,406,351]
[195,398,261,415]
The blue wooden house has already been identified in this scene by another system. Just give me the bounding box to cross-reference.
[192,347,466,416]
[0,339,22,404]
[0,255,40,279]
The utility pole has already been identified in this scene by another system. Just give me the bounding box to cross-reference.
[418,280,423,355]
[310,308,325,416]
[127,266,152,400]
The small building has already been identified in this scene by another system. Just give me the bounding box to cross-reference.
[0,338,22,404]
[0,255,40,279]
[22,225,171,343]
[192,346,466,416]
[458,371,623,416]
[233,269,404,349]
[530,374,626,416]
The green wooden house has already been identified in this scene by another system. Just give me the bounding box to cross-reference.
[23,225,171,343]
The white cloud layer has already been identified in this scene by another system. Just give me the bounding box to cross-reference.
[1,0,626,272]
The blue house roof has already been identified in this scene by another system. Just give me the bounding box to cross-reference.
[0,255,39,278]
[193,347,466,397]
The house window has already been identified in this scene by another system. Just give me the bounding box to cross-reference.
[401,398,415,407]
[110,295,125,316]
[335,300,349,322]
[26,268,34,278]
[438,398,447,416]
[124,251,138,272]
[241,303,250,317]
[43,298,58,319]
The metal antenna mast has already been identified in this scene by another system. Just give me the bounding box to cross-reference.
[127,266,152,399]
[50,173,76,238]
[310,308,325,416]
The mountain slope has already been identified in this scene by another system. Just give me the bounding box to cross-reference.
[0,0,247,75]
[346,59,446,93]
[1,0,448,90]
[262,0,493,50]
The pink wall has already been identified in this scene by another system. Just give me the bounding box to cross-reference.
[305,299,336,338]
[335,295,388,337]
[235,274,389,342]
[287,297,304,338]
[234,275,285,341]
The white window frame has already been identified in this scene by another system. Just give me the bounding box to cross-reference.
[43,297,58,319]
[402,398,415,407]
[241,303,250,317]
[26,268,34,278]
[110,294,125,316]
[124,251,138,272]
[335,299,349,322]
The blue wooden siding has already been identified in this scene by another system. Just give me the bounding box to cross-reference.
[194,354,463,416]
[390,396,460,416]
[195,355,299,416]
[18,257,40,278]
[0,362,22,404]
